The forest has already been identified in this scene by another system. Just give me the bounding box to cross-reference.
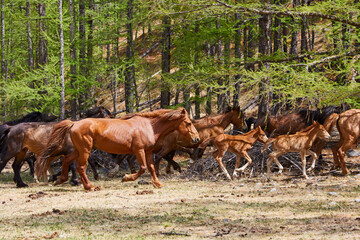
[0,0,360,121]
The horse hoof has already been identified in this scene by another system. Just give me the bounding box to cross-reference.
[152,182,163,188]
[94,186,102,191]
[70,179,80,186]
[122,175,128,182]
[54,179,61,186]
[16,183,29,188]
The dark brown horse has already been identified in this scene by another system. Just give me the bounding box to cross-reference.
[330,109,360,175]
[255,106,345,137]
[36,108,200,190]
[152,106,247,174]
[0,107,112,187]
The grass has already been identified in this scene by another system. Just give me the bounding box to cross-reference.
[1,169,360,239]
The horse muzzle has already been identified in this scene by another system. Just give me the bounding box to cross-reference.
[192,137,200,144]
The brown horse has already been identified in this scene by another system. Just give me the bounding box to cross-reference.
[36,108,199,190]
[154,106,247,174]
[0,107,112,187]
[209,126,268,180]
[330,109,360,175]
[263,121,331,179]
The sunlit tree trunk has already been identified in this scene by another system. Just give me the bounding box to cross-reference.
[69,0,77,119]
[58,0,65,119]
[38,2,48,84]
[25,2,33,71]
[125,0,135,113]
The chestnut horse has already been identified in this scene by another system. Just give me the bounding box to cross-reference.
[208,126,268,180]
[154,106,247,174]
[36,108,199,190]
[330,109,360,175]
[263,121,331,179]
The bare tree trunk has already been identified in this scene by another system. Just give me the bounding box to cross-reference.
[69,0,77,119]
[290,0,299,56]
[258,0,271,120]
[87,0,95,106]
[25,2,33,70]
[38,2,48,83]
[58,0,65,119]
[233,1,241,107]
[161,15,171,108]
[183,88,191,113]
[125,0,135,113]
[78,0,86,109]
[1,0,5,80]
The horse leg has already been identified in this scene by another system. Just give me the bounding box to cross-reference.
[331,141,341,169]
[69,161,80,186]
[164,151,181,174]
[232,154,242,179]
[300,151,309,179]
[337,141,353,175]
[88,155,99,180]
[122,149,147,183]
[145,151,163,188]
[267,152,284,178]
[12,150,28,188]
[57,153,76,185]
[25,157,35,177]
[234,152,252,175]
[214,149,231,181]
[127,155,137,174]
[306,150,318,172]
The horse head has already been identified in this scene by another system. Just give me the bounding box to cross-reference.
[314,121,331,140]
[230,106,247,131]
[176,108,200,144]
[256,126,268,144]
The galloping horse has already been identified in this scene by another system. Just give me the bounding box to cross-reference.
[0,107,112,187]
[263,121,331,179]
[208,126,268,180]
[152,106,247,174]
[330,109,360,175]
[36,108,200,190]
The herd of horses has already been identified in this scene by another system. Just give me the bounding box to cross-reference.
[0,104,359,191]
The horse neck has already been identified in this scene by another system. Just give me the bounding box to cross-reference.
[151,117,183,141]
[306,125,321,144]
[219,111,234,129]
[237,128,259,144]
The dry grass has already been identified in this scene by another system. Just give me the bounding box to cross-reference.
[1,154,360,240]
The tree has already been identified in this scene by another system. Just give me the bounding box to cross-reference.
[59,0,65,119]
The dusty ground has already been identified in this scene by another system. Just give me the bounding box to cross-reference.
[1,154,360,240]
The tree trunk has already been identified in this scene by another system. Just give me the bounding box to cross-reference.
[1,0,5,80]
[290,0,300,56]
[25,2,33,71]
[87,0,94,106]
[160,15,171,108]
[78,0,86,109]
[58,0,65,119]
[38,2,48,81]
[258,0,271,120]
[125,0,135,113]
[233,1,241,107]
[69,0,77,119]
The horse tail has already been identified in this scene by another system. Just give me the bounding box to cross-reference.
[0,124,10,150]
[261,138,274,152]
[323,113,339,135]
[35,120,74,180]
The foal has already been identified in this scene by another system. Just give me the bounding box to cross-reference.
[210,126,268,180]
[263,121,331,179]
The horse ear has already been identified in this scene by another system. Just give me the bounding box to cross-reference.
[181,108,187,115]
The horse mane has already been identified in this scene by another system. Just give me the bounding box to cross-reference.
[298,122,318,133]
[4,111,57,125]
[82,106,112,118]
[122,108,186,121]
[298,105,344,125]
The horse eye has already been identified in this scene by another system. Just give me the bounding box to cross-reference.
[187,122,191,126]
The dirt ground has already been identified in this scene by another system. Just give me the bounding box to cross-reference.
[1,153,360,240]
